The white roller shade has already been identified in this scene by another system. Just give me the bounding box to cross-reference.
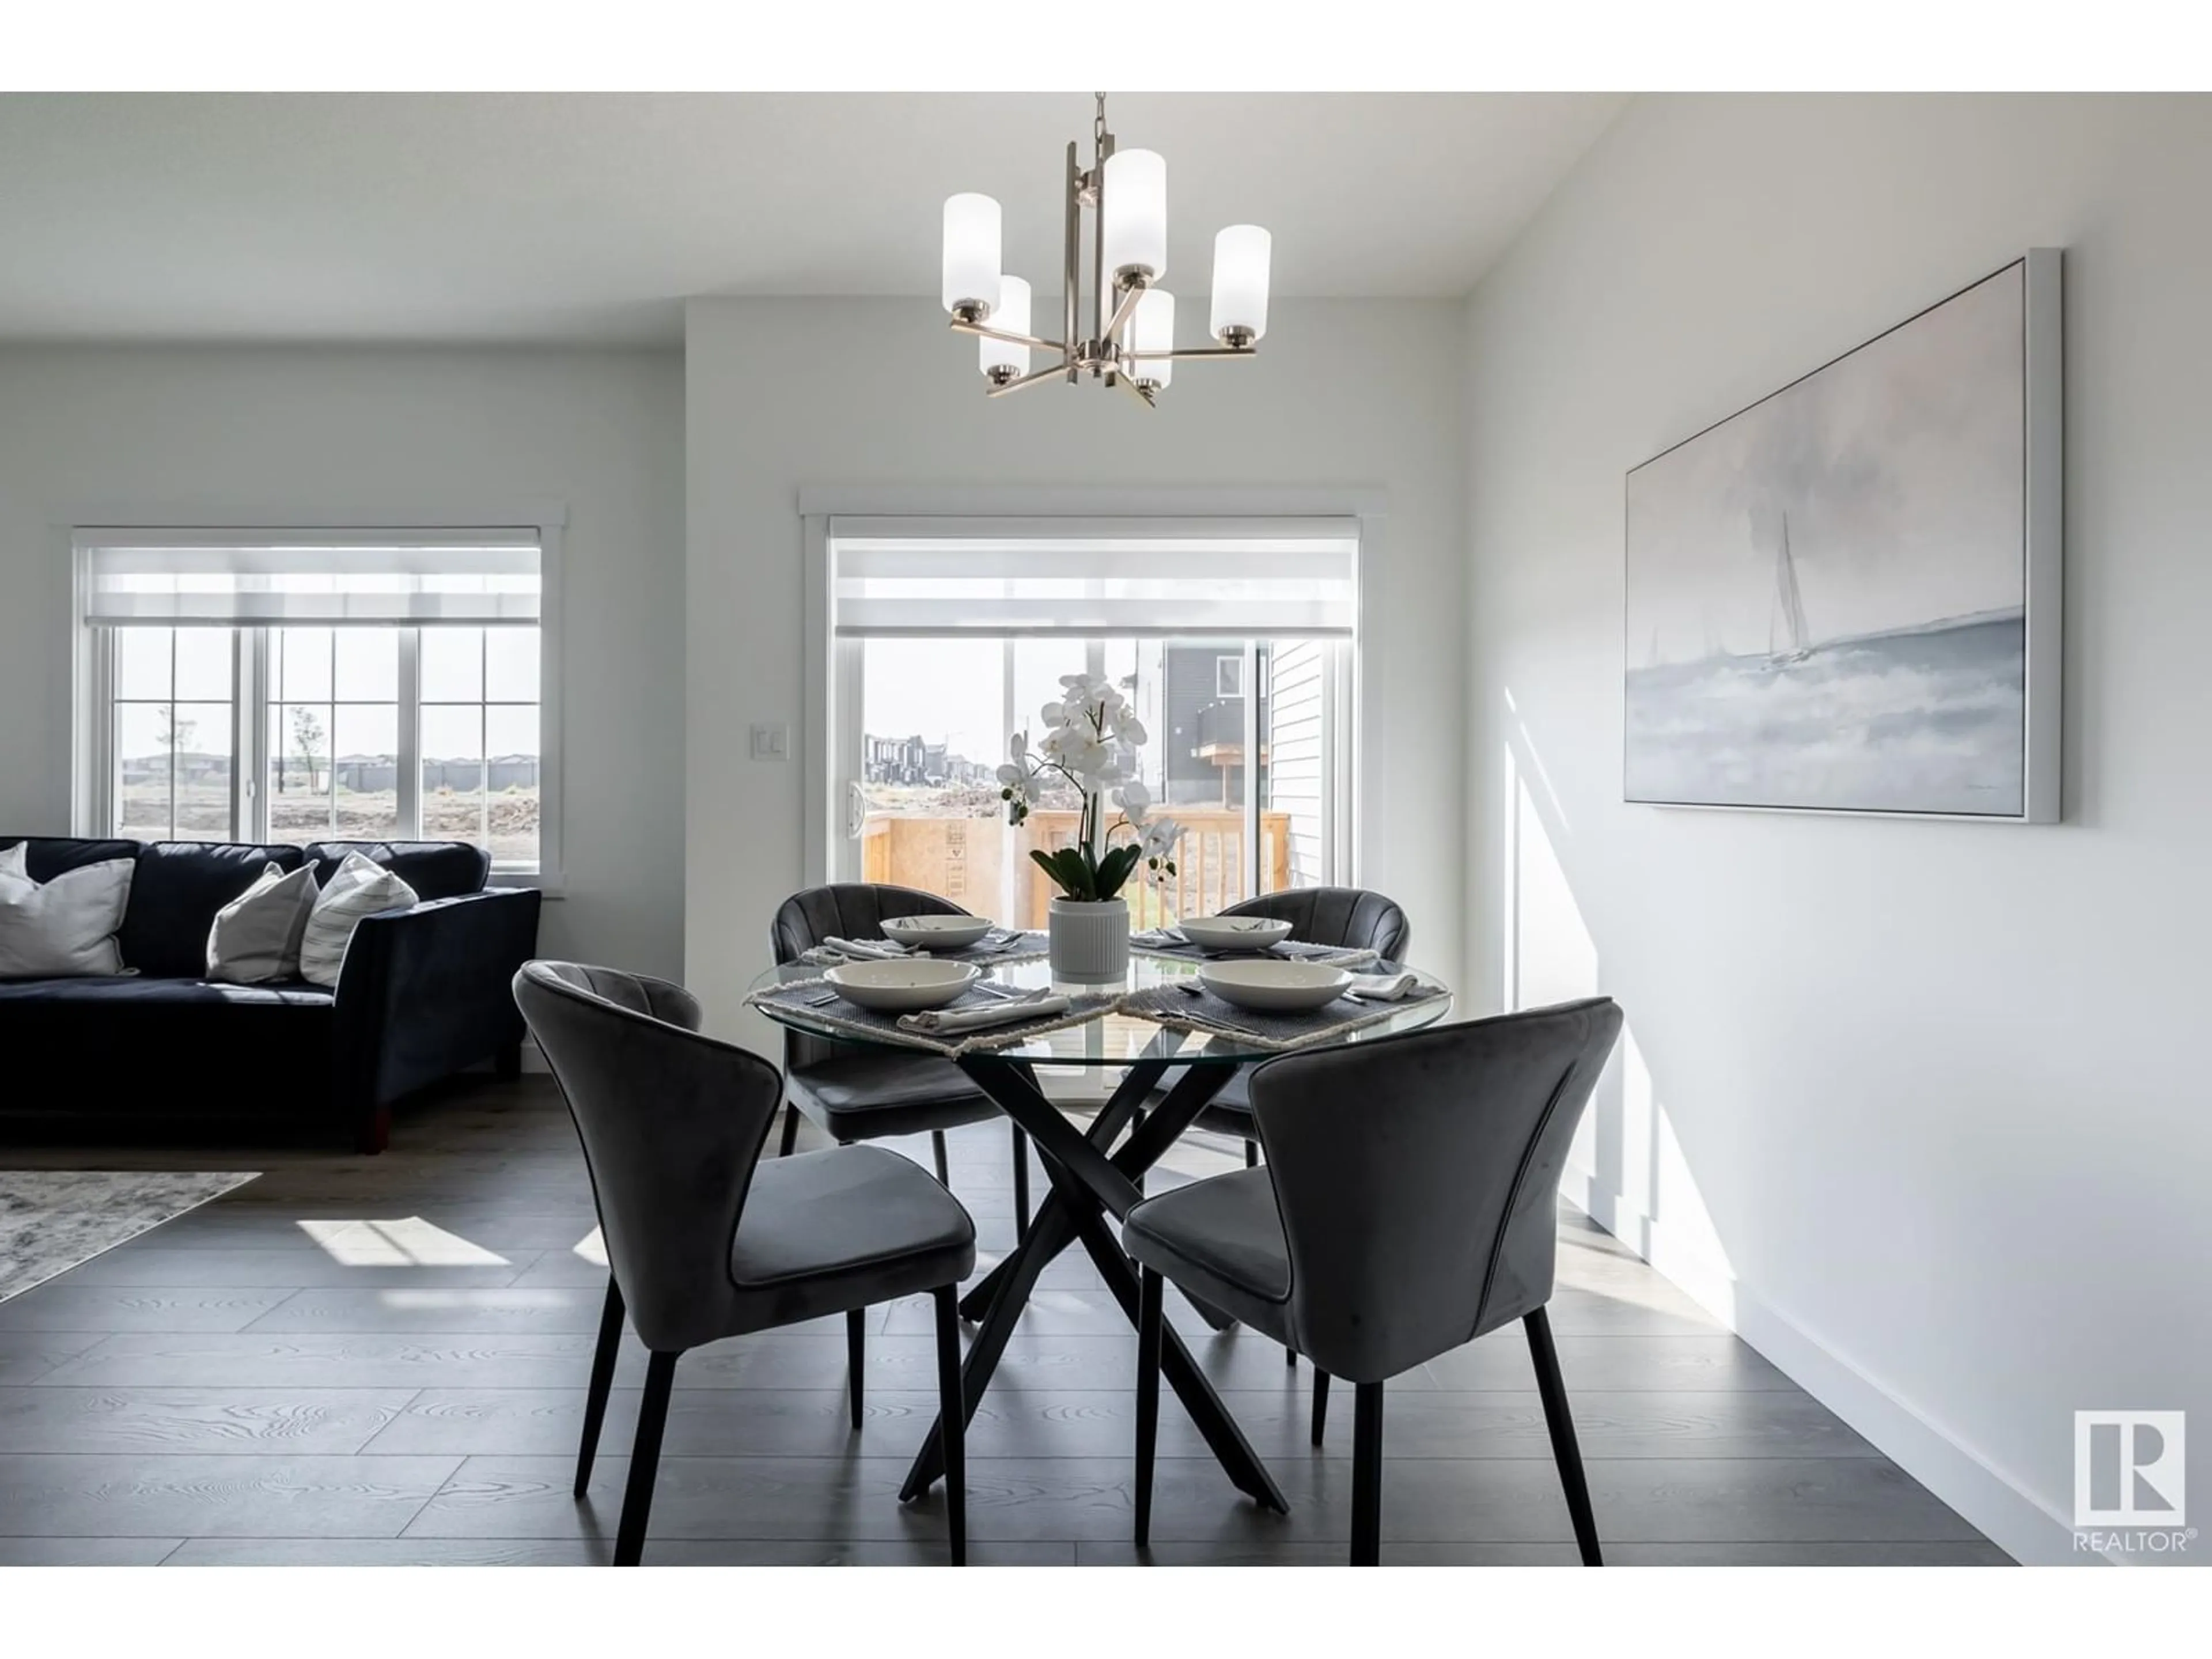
[79,527,541,626]
[831,516,1359,638]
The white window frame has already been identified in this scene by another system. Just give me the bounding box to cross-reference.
[67,511,565,889]
[798,488,1381,900]
[1214,653,1245,699]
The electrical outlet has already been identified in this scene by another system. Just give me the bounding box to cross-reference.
[750,722,790,762]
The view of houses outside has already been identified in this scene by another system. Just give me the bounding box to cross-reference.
[119,743,541,861]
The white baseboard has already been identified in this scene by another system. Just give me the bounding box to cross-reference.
[1559,1168,2079,1567]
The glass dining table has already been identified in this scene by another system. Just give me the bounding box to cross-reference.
[747,948,1453,1517]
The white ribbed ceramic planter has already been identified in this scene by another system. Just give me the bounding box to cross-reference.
[1048,897,1130,982]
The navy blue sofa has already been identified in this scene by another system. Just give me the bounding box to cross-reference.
[0,836,541,1152]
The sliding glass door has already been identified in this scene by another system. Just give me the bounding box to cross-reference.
[827,517,1358,925]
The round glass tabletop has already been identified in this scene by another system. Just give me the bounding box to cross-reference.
[745,952,1453,1067]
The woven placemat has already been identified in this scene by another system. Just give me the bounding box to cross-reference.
[1129,934,1381,970]
[1117,980,1446,1052]
[747,976,1118,1058]
[798,929,1050,969]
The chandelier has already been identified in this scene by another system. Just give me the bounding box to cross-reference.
[939,92,1273,407]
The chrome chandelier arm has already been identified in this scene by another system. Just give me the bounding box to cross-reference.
[1127,345,1257,362]
[985,360,1075,399]
[1112,370,1158,410]
[1101,277,1147,346]
[950,318,1069,354]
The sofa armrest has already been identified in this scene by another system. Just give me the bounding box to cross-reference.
[331,886,544,1150]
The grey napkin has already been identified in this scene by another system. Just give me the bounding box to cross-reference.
[897,990,1069,1035]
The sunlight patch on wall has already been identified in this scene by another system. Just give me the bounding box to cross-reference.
[1502,726,1736,1325]
[1509,762,1597,1010]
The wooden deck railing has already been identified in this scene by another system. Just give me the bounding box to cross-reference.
[861,807,1290,927]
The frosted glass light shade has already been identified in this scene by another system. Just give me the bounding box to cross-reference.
[1101,149,1167,282]
[980,275,1032,377]
[941,194,1002,316]
[1132,287,1175,388]
[1209,225,1271,342]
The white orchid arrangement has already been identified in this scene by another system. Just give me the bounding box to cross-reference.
[998,673,1183,903]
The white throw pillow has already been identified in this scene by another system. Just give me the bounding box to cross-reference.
[0,842,27,887]
[299,852,418,988]
[207,861,321,985]
[0,854,135,979]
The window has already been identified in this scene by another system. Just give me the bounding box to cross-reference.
[828,516,1357,926]
[111,628,236,843]
[268,627,402,843]
[79,527,550,874]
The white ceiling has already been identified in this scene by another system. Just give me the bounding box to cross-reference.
[0,92,1625,344]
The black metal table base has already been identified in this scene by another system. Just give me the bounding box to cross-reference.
[898,1044,1288,1515]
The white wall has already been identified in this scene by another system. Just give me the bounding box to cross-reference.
[1463,93,2212,1565]
[0,345,687,976]
[686,297,1467,1035]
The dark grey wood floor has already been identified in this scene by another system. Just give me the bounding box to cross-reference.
[0,1080,2006,1566]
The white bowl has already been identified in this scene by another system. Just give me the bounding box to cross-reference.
[1199,960,1352,1012]
[1175,915,1295,951]
[878,914,995,950]
[824,959,981,1012]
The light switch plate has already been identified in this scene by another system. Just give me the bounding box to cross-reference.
[749,722,790,762]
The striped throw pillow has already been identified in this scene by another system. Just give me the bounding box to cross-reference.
[299,852,419,988]
[206,861,321,985]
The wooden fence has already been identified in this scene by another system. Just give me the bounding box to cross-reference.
[861,806,1290,927]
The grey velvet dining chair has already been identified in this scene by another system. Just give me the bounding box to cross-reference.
[1177,885,1411,1410]
[514,960,976,1566]
[1190,887,1411,1160]
[1122,997,1623,1566]
[771,884,1035,1238]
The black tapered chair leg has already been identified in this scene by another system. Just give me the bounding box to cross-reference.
[575,1275,626,1497]
[846,1308,866,1431]
[613,1350,677,1566]
[1526,1306,1603,1565]
[1133,1267,1164,1548]
[931,1130,950,1185]
[1351,1380,1385,1566]
[778,1102,799,1157]
[1244,1140,1258,1169]
[932,1285,967,1566]
[1011,1126,1031,1241]
[1311,1367,1330,1446]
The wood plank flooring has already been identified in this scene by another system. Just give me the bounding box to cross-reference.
[0,1080,2008,1566]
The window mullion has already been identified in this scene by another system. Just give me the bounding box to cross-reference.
[248,629,271,843]
[165,632,179,842]
[478,631,490,850]
[1001,637,1017,926]
[230,630,249,840]
[1243,640,1260,899]
[92,631,116,838]
[326,699,339,838]
[397,629,422,840]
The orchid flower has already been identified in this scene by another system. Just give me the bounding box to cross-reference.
[1000,673,1177,901]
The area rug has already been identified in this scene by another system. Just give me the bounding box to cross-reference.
[0,1171,260,1302]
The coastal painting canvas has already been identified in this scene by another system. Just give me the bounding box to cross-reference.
[1625,259,2056,819]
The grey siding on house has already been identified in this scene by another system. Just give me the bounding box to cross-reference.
[1266,641,1329,888]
